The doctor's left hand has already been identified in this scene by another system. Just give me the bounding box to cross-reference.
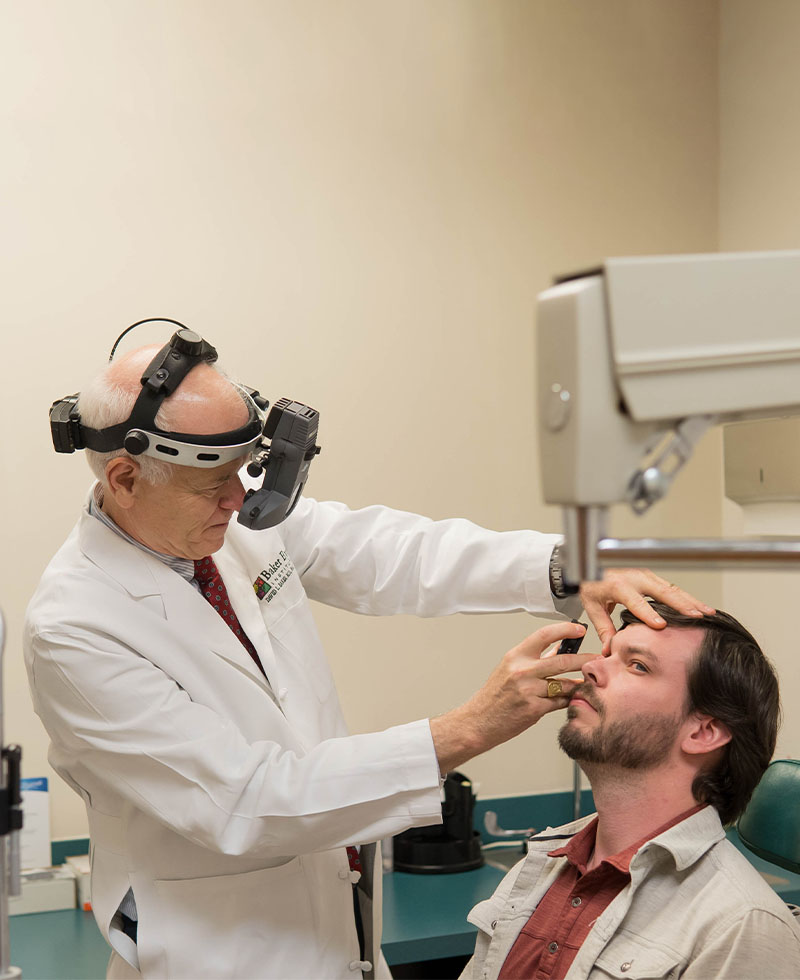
[580,567,715,653]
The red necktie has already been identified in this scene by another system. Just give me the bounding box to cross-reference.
[347,846,363,874]
[194,558,361,874]
[194,557,267,679]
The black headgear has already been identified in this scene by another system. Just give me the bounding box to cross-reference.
[50,318,321,529]
[51,320,267,468]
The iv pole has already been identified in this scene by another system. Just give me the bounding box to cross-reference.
[0,612,22,980]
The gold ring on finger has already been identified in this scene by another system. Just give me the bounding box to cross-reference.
[547,679,564,699]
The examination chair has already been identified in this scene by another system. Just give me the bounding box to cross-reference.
[738,759,800,876]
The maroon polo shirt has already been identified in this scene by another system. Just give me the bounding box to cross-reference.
[497,804,705,980]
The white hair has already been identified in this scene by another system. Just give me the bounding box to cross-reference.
[77,354,230,486]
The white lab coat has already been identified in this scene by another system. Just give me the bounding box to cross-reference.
[24,491,571,979]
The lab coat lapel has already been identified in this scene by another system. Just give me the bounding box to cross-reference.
[78,508,274,695]
[79,503,163,600]
[213,545,282,690]
[154,562,276,693]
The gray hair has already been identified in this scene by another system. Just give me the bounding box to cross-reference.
[77,356,227,486]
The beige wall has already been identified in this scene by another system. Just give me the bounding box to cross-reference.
[2,0,721,839]
[719,0,800,760]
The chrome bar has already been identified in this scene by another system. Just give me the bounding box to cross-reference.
[564,506,608,584]
[572,762,582,821]
[0,613,8,979]
[0,838,8,980]
[597,537,800,570]
[0,613,21,979]
[7,838,19,900]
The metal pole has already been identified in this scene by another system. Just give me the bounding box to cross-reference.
[0,613,21,980]
[597,537,800,570]
[572,762,582,821]
[563,506,608,584]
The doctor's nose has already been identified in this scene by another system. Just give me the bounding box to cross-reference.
[220,475,246,513]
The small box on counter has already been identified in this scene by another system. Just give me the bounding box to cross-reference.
[9,866,76,916]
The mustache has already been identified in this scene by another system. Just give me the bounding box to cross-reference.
[568,682,604,715]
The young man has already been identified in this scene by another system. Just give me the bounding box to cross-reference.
[463,603,800,980]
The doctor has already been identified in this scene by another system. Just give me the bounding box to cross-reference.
[25,328,713,980]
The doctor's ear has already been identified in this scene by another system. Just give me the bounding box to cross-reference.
[681,713,732,757]
[104,456,143,508]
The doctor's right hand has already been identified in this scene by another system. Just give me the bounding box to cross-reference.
[429,620,594,775]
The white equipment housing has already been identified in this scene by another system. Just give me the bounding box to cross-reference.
[536,251,800,581]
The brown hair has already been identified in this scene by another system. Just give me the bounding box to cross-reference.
[619,602,780,825]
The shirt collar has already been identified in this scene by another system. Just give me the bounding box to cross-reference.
[89,483,195,583]
[550,803,708,876]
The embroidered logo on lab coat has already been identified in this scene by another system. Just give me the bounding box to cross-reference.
[253,550,296,603]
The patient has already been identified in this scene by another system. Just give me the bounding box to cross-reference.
[462,603,800,979]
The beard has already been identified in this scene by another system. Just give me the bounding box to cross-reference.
[558,683,684,771]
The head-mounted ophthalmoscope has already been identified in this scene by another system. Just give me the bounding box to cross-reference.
[49,319,321,529]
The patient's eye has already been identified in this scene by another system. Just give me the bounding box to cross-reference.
[631,660,649,673]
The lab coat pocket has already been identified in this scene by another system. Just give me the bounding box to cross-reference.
[591,936,683,979]
[153,858,317,979]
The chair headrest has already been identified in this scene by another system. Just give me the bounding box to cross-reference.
[738,759,800,875]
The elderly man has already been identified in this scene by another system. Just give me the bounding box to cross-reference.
[26,328,713,980]
[463,602,800,980]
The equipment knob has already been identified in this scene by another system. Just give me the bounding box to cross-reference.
[545,383,572,432]
[170,329,204,356]
[124,429,150,455]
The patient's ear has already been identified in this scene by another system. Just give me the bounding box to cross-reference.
[681,714,731,756]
